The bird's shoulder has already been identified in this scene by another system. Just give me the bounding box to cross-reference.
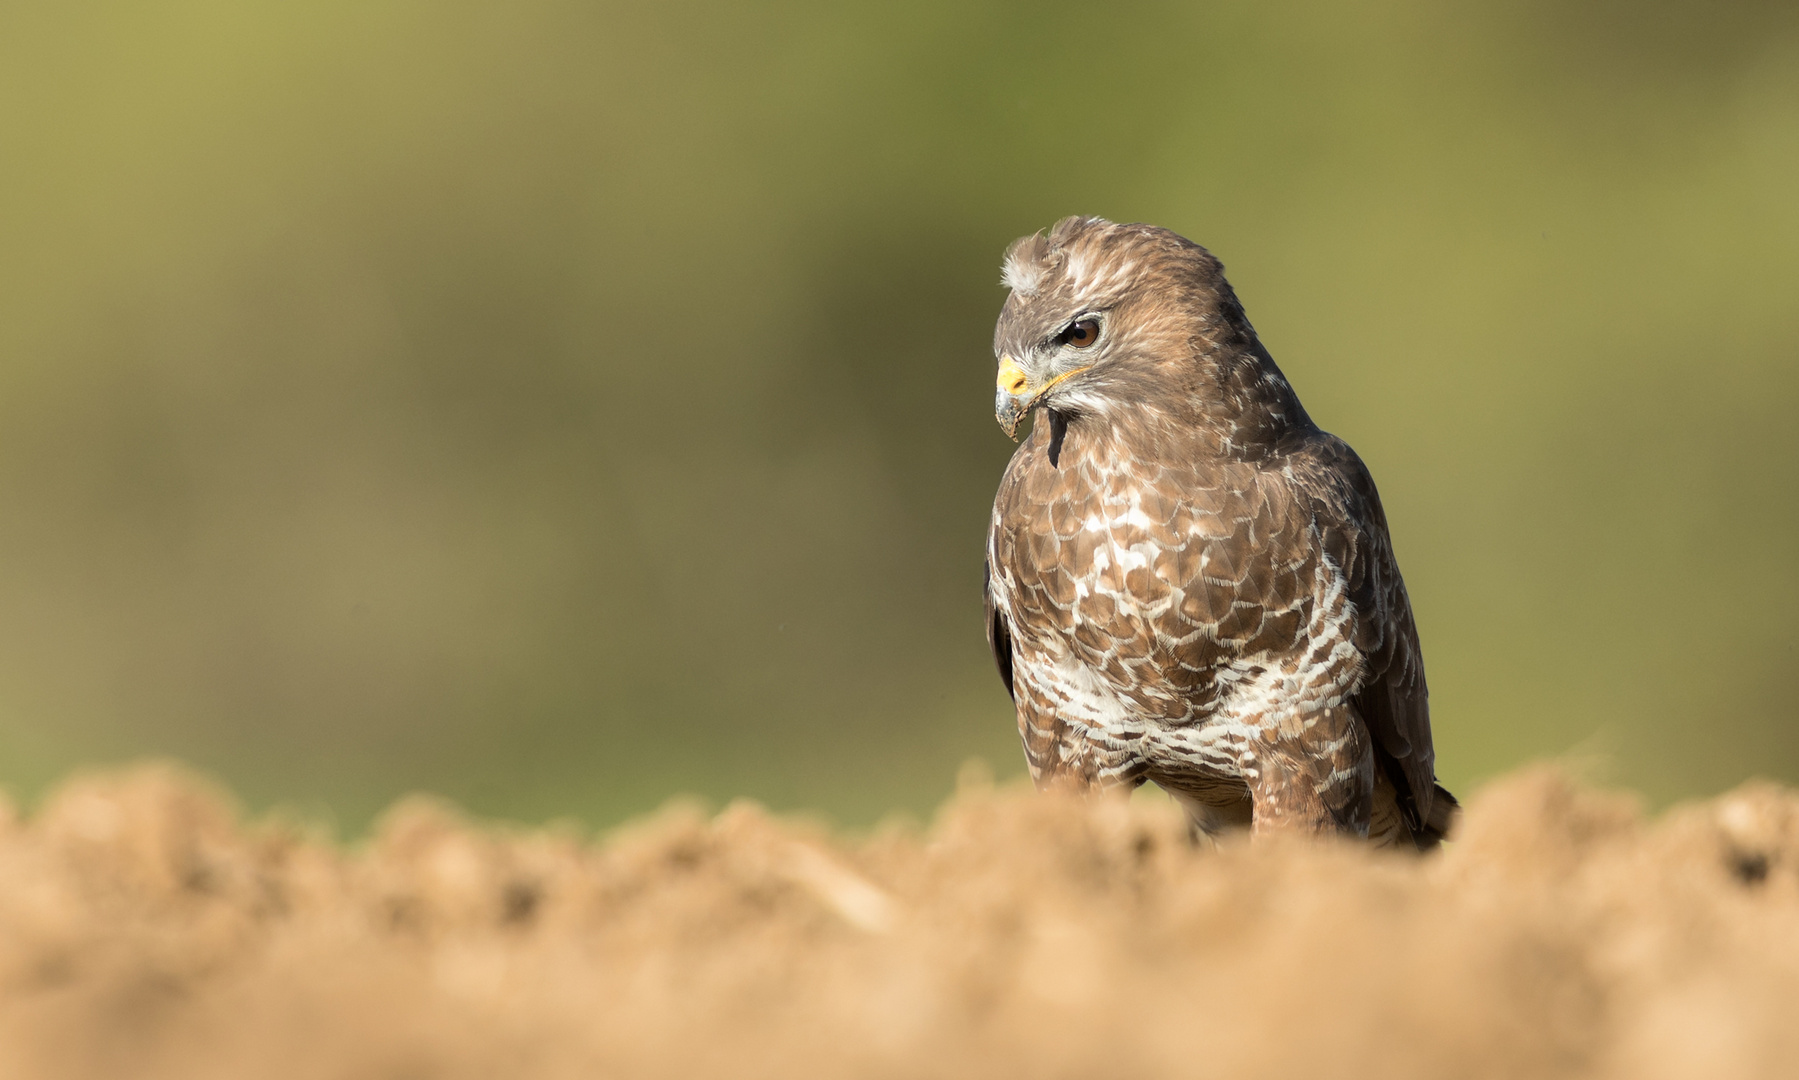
[1276,429,1407,640]
[1280,429,1381,527]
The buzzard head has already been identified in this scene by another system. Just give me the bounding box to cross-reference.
[992,216,1289,453]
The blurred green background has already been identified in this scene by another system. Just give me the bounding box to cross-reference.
[0,0,1794,830]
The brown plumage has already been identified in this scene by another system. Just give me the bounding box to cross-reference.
[983,217,1455,848]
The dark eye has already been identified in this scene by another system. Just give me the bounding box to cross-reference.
[1060,318,1100,349]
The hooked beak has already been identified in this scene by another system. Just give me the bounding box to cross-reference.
[994,355,1090,441]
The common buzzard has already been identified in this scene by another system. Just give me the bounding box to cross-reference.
[983,217,1455,848]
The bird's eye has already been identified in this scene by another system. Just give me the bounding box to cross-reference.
[1061,319,1100,349]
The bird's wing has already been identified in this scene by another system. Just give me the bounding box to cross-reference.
[1298,434,1439,834]
[983,558,1015,701]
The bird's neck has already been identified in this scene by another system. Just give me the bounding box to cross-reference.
[1183,340,1314,460]
[1034,343,1312,471]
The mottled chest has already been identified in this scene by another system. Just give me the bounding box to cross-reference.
[989,431,1322,684]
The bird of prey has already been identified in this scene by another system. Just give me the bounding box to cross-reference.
[982,217,1455,848]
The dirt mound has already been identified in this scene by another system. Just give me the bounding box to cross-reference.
[0,764,1794,1079]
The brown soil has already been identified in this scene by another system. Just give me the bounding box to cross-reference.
[0,763,1794,1080]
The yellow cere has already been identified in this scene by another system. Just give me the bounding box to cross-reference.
[996,356,1029,395]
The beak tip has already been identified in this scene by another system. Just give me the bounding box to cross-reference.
[996,408,1023,441]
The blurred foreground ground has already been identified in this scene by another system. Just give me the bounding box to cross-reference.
[0,763,1795,1080]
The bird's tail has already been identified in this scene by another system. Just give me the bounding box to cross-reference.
[1415,783,1460,850]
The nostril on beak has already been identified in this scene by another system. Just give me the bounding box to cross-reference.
[997,356,1030,396]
